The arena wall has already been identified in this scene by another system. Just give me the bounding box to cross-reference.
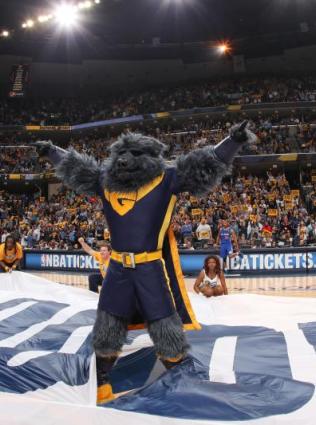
[1,44,316,97]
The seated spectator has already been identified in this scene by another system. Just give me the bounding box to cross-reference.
[181,218,193,245]
[196,217,213,248]
[0,235,23,272]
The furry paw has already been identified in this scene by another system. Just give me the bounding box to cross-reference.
[31,140,53,157]
[230,121,257,144]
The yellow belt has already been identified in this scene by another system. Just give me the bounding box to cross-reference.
[111,250,162,268]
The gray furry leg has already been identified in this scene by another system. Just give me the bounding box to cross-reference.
[147,312,189,360]
[92,309,128,357]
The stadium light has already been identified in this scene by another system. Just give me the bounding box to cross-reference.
[78,0,92,9]
[1,30,10,37]
[26,20,35,28]
[38,15,52,23]
[83,1,92,8]
[54,4,79,28]
[217,43,230,54]
[17,0,100,37]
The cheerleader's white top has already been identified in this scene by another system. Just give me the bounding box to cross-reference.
[199,269,221,288]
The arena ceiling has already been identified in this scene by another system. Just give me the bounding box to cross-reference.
[0,0,315,60]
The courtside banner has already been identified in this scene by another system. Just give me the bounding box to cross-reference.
[0,271,316,425]
[24,249,316,275]
[180,249,316,275]
[25,251,100,272]
[228,251,316,273]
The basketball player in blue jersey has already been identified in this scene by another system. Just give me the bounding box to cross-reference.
[33,121,256,404]
[216,219,240,270]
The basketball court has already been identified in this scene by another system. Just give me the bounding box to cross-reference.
[30,271,316,298]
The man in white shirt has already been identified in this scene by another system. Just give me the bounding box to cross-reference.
[32,226,41,243]
[196,218,212,248]
[1,231,10,243]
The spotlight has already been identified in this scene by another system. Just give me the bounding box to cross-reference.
[83,1,92,8]
[54,4,79,28]
[78,0,93,9]
[26,20,35,28]
[216,43,231,55]
[94,0,100,3]
[38,15,50,23]
[1,30,9,37]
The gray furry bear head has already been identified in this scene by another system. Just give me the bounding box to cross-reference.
[104,133,167,192]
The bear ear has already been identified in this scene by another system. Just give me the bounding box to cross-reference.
[140,135,166,157]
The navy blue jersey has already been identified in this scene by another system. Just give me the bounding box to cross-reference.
[97,167,179,253]
[95,167,200,329]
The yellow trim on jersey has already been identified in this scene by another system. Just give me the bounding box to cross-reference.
[137,173,164,201]
[167,227,201,331]
[104,192,136,216]
[157,195,177,250]
[160,258,176,308]
[104,173,164,216]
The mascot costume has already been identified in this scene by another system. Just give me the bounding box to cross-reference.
[34,121,255,404]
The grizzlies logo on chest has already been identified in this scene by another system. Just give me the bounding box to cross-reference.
[104,174,164,216]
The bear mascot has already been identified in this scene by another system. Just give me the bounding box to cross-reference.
[33,121,255,404]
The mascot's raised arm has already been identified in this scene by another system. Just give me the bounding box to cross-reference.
[33,121,256,404]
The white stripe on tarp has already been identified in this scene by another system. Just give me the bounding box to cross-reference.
[120,334,153,358]
[209,336,237,384]
[0,301,37,321]
[7,350,52,367]
[284,328,316,384]
[7,326,93,366]
[0,306,89,348]
[59,325,93,354]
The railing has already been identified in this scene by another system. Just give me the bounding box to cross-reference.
[0,101,315,133]
[1,151,316,181]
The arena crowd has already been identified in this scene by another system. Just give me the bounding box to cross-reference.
[0,75,316,126]
[1,74,316,251]
[1,172,315,251]
[1,115,316,174]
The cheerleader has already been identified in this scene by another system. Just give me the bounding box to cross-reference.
[194,255,228,298]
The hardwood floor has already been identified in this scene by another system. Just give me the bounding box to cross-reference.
[30,271,316,298]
